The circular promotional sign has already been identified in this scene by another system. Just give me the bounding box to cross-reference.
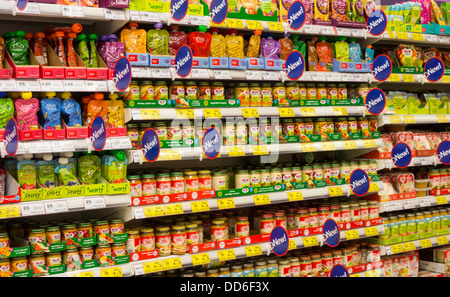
[113,56,132,92]
[16,0,28,11]
[323,219,340,247]
[371,54,392,82]
[365,88,386,115]
[202,128,221,159]
[90,116,107,151]
[4,118,18,156]
[391,142,412,168]
[288,1,306,30]
[424,57,444,82]
[170,0,188,21]
[330,264,349,277]
[142,128,161,162]
[175,45,193,78]
[210,0,228,24]
[437,141,450,165]
[270,226,289,256]
[367,9,387,36]
[350,169,370,197]
[285,51,305,81]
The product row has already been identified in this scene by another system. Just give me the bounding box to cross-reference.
[375,131,443,157]
[384,91,450,115]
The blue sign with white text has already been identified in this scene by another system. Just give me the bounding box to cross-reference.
[437,141,450,165]
[288,1,306,30]
[270,226,289,256]
[323,219,340,247]
[365,88,386,115]
[424,57,444,82]
[210,0,228,24]
[367,9,387,36]
[371,54,392,82]
[350,169,370,196]
[202,128,221,159]
[175,45,193,78]
[113,56,132,92]
[391,142,412,168]
[285,51,305,80]
[91,116,106,151]
[142,128,160,162]
[170,0,188,21]
[330,265,349,277]
[4,118,18,156]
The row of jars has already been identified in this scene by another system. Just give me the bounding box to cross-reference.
[126,80,371,107]
[127,116,378,149]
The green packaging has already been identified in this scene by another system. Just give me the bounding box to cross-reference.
[147,23,169,55]
[334,37,349,62]
[76,34,90,67]
[407,93,429,114]
[102,152,128,184]
[0,98,14,128]
[17,160,36,190]
[426,93,449,114]
[6,31,30,65]
[387,91,408,114]
[88,34,98,68]
[36,160,57,189]
[78,154,101,185]
[55,157,79,187]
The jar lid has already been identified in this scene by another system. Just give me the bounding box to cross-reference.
[300,255,311,260]
[95,221,109,225]
[156,226,170,232]
[141,174,156,178]
[236,216,248,220]
[46,226,60,231]
[211,219,225,225]
[109,219,123,224]
[140,227,154,233]
[198,170,211,174]
[184,171,197,175]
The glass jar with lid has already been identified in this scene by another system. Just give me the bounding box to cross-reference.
[156,226,171,257]
[299,255,312,277]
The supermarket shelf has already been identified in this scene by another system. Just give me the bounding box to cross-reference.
[128,138,383,163]
[378,114,450,127]
[371,30,450,49]
[0,78,117,93]
[0,137,132,157]
[349,267,385,277]
[50,262,132,277]
[380,234,450,256]
[2,193,131,220]
[376,156,438,171]
[124,106,366,122]
[378,195,450,213]
[128,181,384,221]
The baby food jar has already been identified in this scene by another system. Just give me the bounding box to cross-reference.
[154,122,168,141]
[186,224,199,245]
[289,257,301,277]
[306,83,317,100]
[139,81,154,100]
[249,83,261,106]
[273,83,287,106]
[94,221,110,237]
[129,175,142,198]
[184,171,199,192]
[127,123,140,149]
[156,226,171,257]
[261,83,273,106]
[79,246,94,262]
[235,119,248,145]
[125,81,140,100]
[260,169,271,187]
[127,229,140,254]
[169,81,185,101]
[235,170,251,189]
[142,174,157,196]
[171,225,187,255]
[347,117,358,134]
[28,228,46,246]
[198,82,211,100]
[337,84,348,100]
[278,260,291,277]
[46,252,62,267]
[260,213,275,234]
[156,173,171,196]
[340,204,351,223]
[316,84,327,100]
[0,258,10,273]
[198,170,212,190]
[327,84,338,100]
[109,219,124,235]
[235,216,250,237]
[46,226,61,244]
[140,227,155,251]
[212,171,227,191]
[299,255,312,277]
[154,81,169,100]
[185,82,198,100]
[235,83,250,107]
[211,220,228,241]
[171,172,186,194]
[286,82,299,100]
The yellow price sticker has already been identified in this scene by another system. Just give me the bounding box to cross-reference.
[143,260,163,274]
[436,196,448,205]
[420,239,433,249]
[437,115,448,123]
[303,236,319,247]
[246,20,263,30]
[411,33,424,41]
[301,143,317,152]
[253,194,270,206]
[143,205,165,218]
[226,18,244,28]
[203,109,222,118]
[211,20,227,27]
[365,270,376,277]
[227,146,246,157]
[402,74,415,82]
[176,109,194,119]
[350,273,360,277]
[442,76,450,83]
[279,108,295,117]
[242,108,259,118]
[217,249,236,262]
[328,187,344,197]
[72,271,95,277]
[217,198,236,210]
[162,257,182,270]
[191,253,211,266]
[158,150,182,161]
[403,242,416,252]
[403,115,416,124]
[396,32,409,40]
[288,239,297,250]
[245,245,263,257]
[301,107,316,116]
[163,203,184,216]
[364,227,378,237]
[140,109,161,120]
[345,230,359,240]
[363,139,377,148]
[321,142,336,151]
[343,141,357,150]
[387,30,396,39]
[191,200,210,213]
[251,145,269,155]
[369,183,380,192]
[437,236,449,246]
[389,116,402,124]
[333,107,348,116]
[389,74,401,82]
[268,22,284,31]
[0,204,20,219]
[288,191,303,201]
[100,267,123,277]
[390,244,404,254]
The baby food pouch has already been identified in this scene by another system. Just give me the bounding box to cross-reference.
[61,92,82,127]
[17,160,36,190]
[246,30,261,58]
[66,32,78,67]
[55,164,79,186]
[348,38,362,62]
[188,26,211,57]
[76,33,90,66]
[14,92,39,131]
[431,0,446,25]
[331,0,349,23]
[102,153,128,184]
[352,0,365,24]
[316,36,333,71]
[41,96,62,130]
[308,40,319,71]
[239,0,259,14]
[260,34,280,59]
[314,0,331,22]
[147,22,169,55]
[107,93,124,128]
[120,22,147,54]
[292,35,306,57]
[6,31,30,65]
[103,34,125,69]
[34,32,47,66]
[334,37,349,62]
[36,160,57,188]
[225,30,244,59]
[86,93,108,125]
[304,0,313,24]
[259,0,277,16]
[4,160,17,180]
[210,28,226,58]
[365,45,374,63]
[279,33,293,60]
[0,97,14,128]
[55,31,67,66]
[78,154,101,185]
[169,25,188,56]
[88,34,98,67]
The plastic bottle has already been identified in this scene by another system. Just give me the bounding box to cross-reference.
[147,22,169,55]
[88,34,98,68]
[66,32,78,67]
[188,26,211,57]
[55,31,67,66]
[34,32,48,66]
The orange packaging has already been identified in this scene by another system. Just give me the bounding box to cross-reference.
[316,37,333,72]
[34,32,47,66]
[55,31,67,66]
[66,32,78,67]
[57,0,79,5]
[86,93,108,125]
[80,0,98,7]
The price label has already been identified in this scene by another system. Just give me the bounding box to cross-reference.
[61,5,84,17]
[345,230,359,240]
[227,146,246,157]
[83,197,106,210]
[245,245,263,257]
[365,270,376,277]
[85,80,108,92]
[44,200,68,214]
[437,236,449,246]
[162,257,182,270]
[151,68,171,78]
[104,8,125,20]
[411,33,424,41]
[396,32,409,40]
[419,197,432,207]
[191,68,210,79]
[301,143,317,152]
[217,249,236,261]
[351,29,365,37]
[63,80,86,91]
[321,26,336,35]
[246,20,263,30]
[72,271,95,277]
[268,22,284,31]
[16,79,41,92]
[143,260,163,274]
[203,109,222,119]
[419,239,433,249]
[226,18,244,28]
[191,253,211,266]
[403,200,416,209]
[354,73,368,82]
[441,76,450,83]
[303,25,319,34]
[300,107,316,116]
[403,115,416,124]
[191,200,210,213]
[403,242,416,252]
[176,109,195,119]
[288,191,303,201]
[388,116,402,124]
[217,198,236,210]
[364,227,379,237]
[321,142,336,151]
[386,30,396,39]
[245,70,262,80]
[251,145,269,155]
[341,73,355,81]
[369,183,380,193]
[288,239,297,250]
[389,74,401,82]
[336,28,351,36]
[425,34,439,42]
[343,141,357,150]
[163,203,184,216]
[329,187,344,197]
[143,205,165,218]
[40,80,65,92]
[279,108,295,117]
[17,2,40,14]
[139,11,160,22]
[326,72,341,81]
[303,236,319,247]
[157,149,182,161]
[262,71,279,81]
[310,72,326,81]
[100,267,123,277]
[435,196,448,205]
[214,70,231,80]
[402,74,415,83]
[242,108,259,118]
[27,142,52,154]
[52,140,75,153]
[437,115,448,123]
[363,139,377,148]
[253,194,270,206]
[140,109,161,120]
[333,107,348,116]
[390,244,404,254]
[190,16,209,26]
[20,203,45,217]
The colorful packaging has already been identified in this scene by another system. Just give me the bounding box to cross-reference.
[61,92,82,127]
[352,0,365,24]
[331,0,349,23]
[88,34,98,67]
[225,30,244,59]
[120,22,147,54]
[34,32,48,66]
[5,31,30,65]
[168,25,188,56]
[395,44,419,67]
[17,160,37,190]
[103,34,125,69]
[102,153,127,184]
[260,0,278,16]
[188,26,211,57]
[422,47,441,63]
[304,0,314,24]
[107,93,124,128]
[314,0,331,22]
[78,154,101,185]
[239,0,260,14]
[147,22,169,55]
[76,33,90,66]
[245,30,261,58]
[365,45,374,63]
[417,0,431,24]
[86,93,108,126]
[334,37,349,62]
[316,36,333,71]
[292,35,306,57]
[55,162,79,187]
[308,40,319,71]
[14,92,39,131]
[348,38,362,62]
[0,97,14,128]
[260,34,280,60]
[41,95,62,130]
[36,159,57,189]
[55,31,67,66]
[431,0,446,25]
[279,33,293,60]
[362,0,376,17]
[278,0,296,22]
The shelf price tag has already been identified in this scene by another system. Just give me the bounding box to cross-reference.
[411,33,424,41]
[162,257,182,270]
[403,242,416,252]
[321,142,336,151]
[61,5,84,17]
[419,239,433,249]
[437,236,449,246]
[242,108,259,118]
[191,253,211,266]
[245,245,263,257]
[396,32,409,40]
[437,115,448,123]
[345,230,359,240]
[402,74,415,82]
[288,239,297,250]
[288,191,303,201]
[176,109,194,119]
[369,183,380,192]
[435,196,448,205]
[268,22,284,31]
[191,200,210,213]
[139,109,161,120]
[203,109,222,119]
[72,271,95,277]
[143,205,164,218]
[300,107,316,116]
[213,70,231,79]
[364,227,379,237]
[245,70,262,80]
[403,115,416,124]
[388,115,402,124]
[253,194,270,206]
[301,143,317,152]
[227,146,246,157]
[158,150,182,161]
[217,198,236,210]
[328,187,344,197]
[390,244,404,254]
[333,107,348,116]
[251,145,269,155]
[226,18,244,28]
[163,203,184,216]
[278,108,295,117]
[0,204,21,218]
[20,203,45,217]
[143,260,163,274]
[217,249,236,261]
[343,141,357,150]
[100,266,123,277]
[389,74,401,82]
[302,236,319,247]
[246,20,263,30]
[363,139,377,148]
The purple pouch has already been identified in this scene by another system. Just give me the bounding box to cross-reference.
[260,35,281,60]
[98,0,129,8]
[103,35,125,69]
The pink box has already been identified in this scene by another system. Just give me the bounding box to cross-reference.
[86,52,109,80]
[39,46,65,79]
[6,50,40,78]
[65,53,87,79]
[18,127,43,141]
[106,126,127,137]
[42,127,66,140]
[0,59,13,78]
[63,121,88,139]
[241,233,270,245]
